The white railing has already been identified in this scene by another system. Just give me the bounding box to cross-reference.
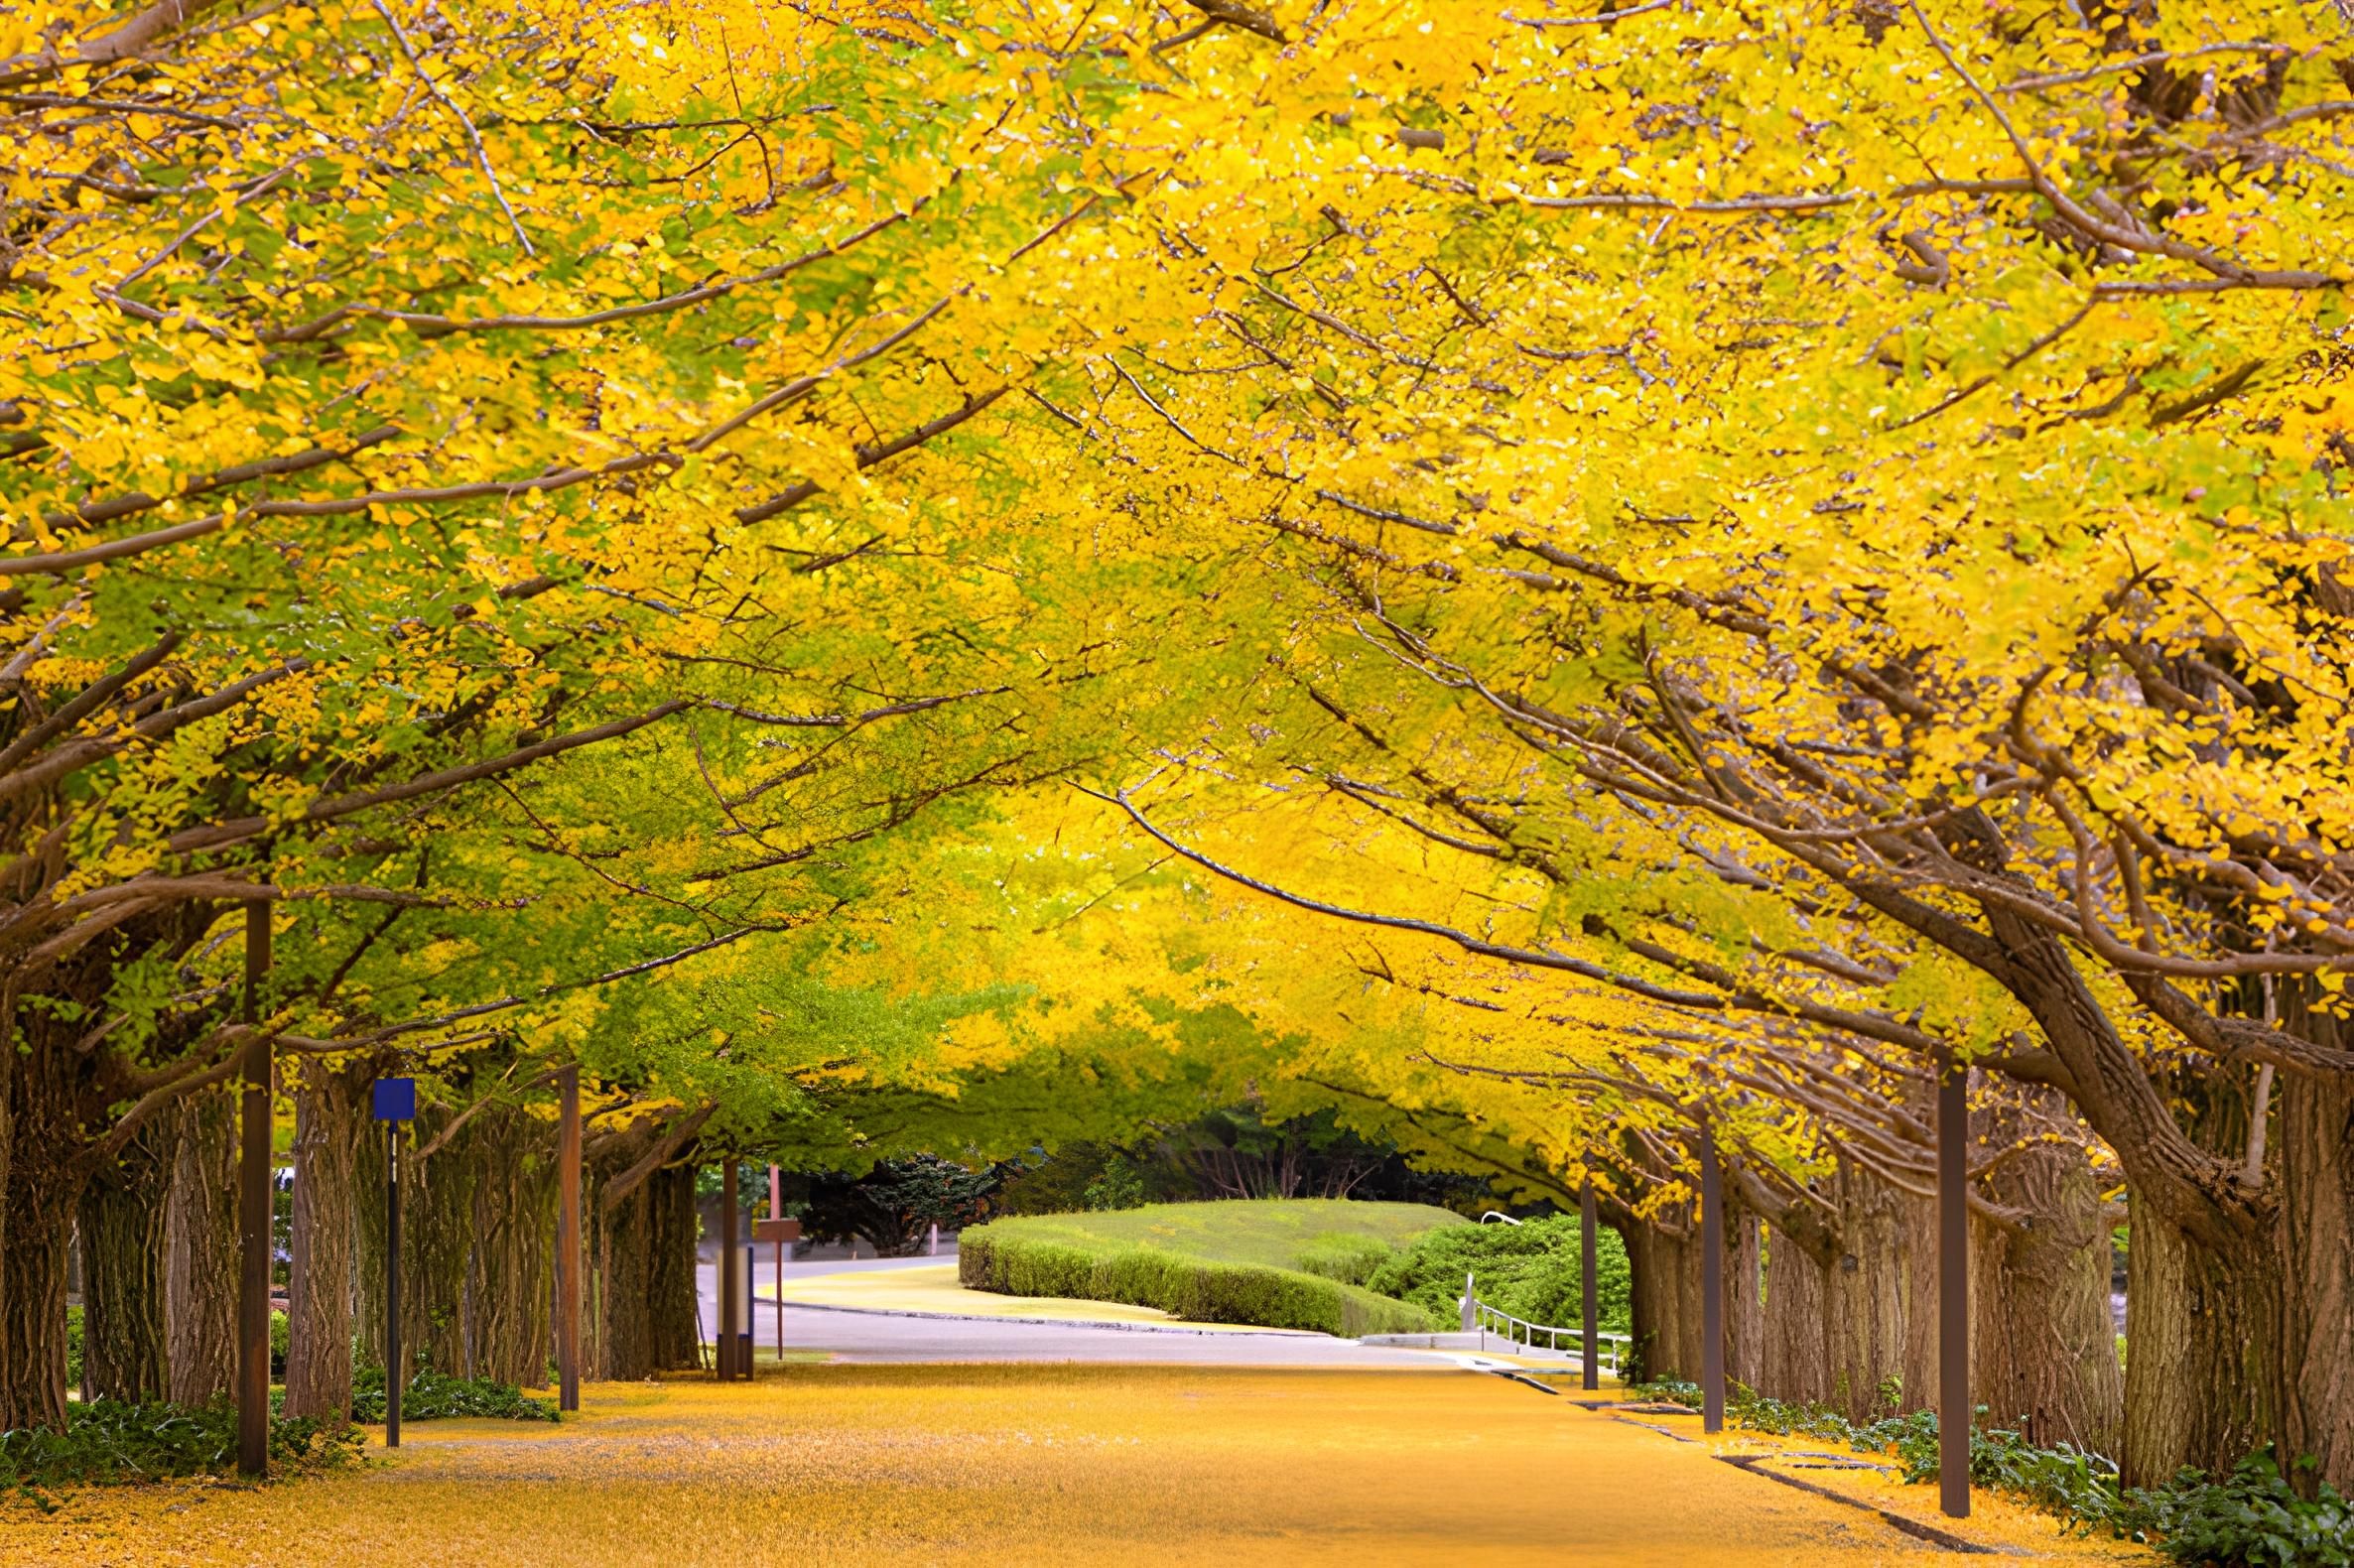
[1459,1272,1628,1375]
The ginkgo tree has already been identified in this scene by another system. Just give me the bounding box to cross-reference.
[975,0,2354,1491]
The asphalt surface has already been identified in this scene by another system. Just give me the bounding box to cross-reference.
[694,1251,1456,1368]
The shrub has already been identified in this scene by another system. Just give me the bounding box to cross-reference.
[0,1398,360,1501]
[960,1227,1428,1337]
[1628,1380,2347,1567]
[65,1307,82,1390]
[348,1368,560,1423]
[1364,1215,1632,1333]
[1292,1232,1392,1286]
[2122,1451,2351,1568]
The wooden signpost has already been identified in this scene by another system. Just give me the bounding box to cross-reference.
[754,1197,800,1362]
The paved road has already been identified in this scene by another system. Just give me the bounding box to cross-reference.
[695,1252,1454,1368]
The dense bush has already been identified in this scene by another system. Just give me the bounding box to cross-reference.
[1632,1380,2347,1567]
[1291,1232,1393,1286]
[1,1398,360,1500]
[349,1369,560,1423]
[960,1228,1429,1337]
[2123,1451,2351,1568]
[1364,1216,1632,1333]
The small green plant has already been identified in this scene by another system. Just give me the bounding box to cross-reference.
[65,1307,82,1390]
[1625,1380,2345,1566]
[2121,1450,2351,1568]
[1,1398,361,1504]
[348,1368,560,1423]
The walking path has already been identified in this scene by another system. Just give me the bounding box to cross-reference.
[700,1249,1453,1366]
[7,1257,2158,1565]
[4,1365,2154,1566]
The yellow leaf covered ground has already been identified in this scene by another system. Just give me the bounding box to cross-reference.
[1,1367,2158,1566]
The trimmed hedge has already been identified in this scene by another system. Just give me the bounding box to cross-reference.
[960,1227,1430,1337]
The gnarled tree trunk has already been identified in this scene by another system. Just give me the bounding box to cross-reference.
[1760,1225,1833,1405]
[285,1061,363,1418]
[1725,1198,1763,1392]
[595,1173,658,1380]
[649,1162,704,1372]
[1970,1098,2123,1455]
[77,1126,170,1403]
[408,1108,482,1376]
[1621,1216,1703,1383]
[166,1088,238,1406]
[465,1105,555,1387]
[1820,1158,1929,1422]
[0,1016,84,1431]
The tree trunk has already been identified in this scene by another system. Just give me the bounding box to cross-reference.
[2120,996,2354,1492]
[1970,1103,2123,1455]
[407,1109,482,1375]
[649,1162,703,1372]
[1725,1198,1763,1392]
[1820,1158,1928,1422]
[0,1021,82,1431]
[1760,1226,1833,1405]
[166,1087,239,1406]
[2274,1019,2354,1491]
[1621,1217,1704,1383]
[0,1162,74,1430]
[2122,1189,2281,1488]
[465,1106,555,1387]
[77,1127,170,1403]
[285,1062,363,1418]
[595,1177,658,1380]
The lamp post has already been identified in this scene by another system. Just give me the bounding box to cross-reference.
[370,1077,416,1448]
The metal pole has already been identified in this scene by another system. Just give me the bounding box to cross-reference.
[1939,1063,1972,1518]
[719,1162,738,1379]
[768,1164,784,1361]
[1582,1179,1601,1390]
[1699,1125,1725,1435]
[386,1120,401,1449]
[740,1241,754,1376]
[236,900,273,1479]
[557,1067,581,1412]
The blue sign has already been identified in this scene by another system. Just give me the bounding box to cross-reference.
[371,1078,417,1121]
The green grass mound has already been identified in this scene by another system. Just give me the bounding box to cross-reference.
[960,1199,1461,1337]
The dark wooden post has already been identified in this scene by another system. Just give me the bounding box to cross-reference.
[719,1162,738,1379]
[557,1066,581,1411]
[1698,1125,1725,1435]
[1581,1178,1601,1391]
[236,900,273,1478]
[1939,1063,1971,1517]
